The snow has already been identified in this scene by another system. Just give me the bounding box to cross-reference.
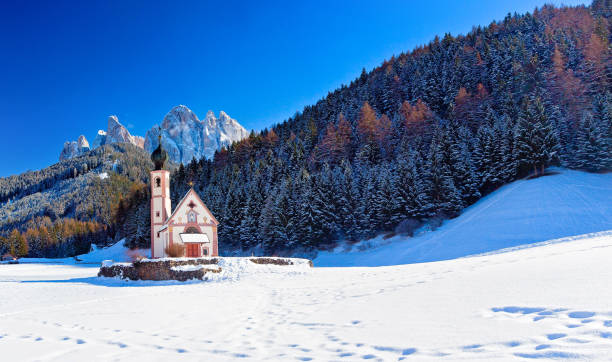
[20,241,148,265]
[170,264,217,272]
[316,169,612,266]
[1,231,611,360]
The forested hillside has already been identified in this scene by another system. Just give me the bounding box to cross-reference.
[182,1,610,255]
[0,143,163,257]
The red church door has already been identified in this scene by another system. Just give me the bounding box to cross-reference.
[186,244,201,257]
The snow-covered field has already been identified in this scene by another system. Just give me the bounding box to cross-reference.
[316,169,612,266]
[2,169,611,361]
[1,231,611,361]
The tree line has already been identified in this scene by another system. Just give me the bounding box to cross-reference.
[0,218,106,258]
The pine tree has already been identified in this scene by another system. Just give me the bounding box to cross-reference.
[355,168,377,240]
[336,113,354,161]
[7,229,28,257]
[390,153,431,224]
[473,124,494,193]
[372,165,395,231]
[258,192,275,253]
[258,180,292,254]
[449,127,481,205]
[356,102,381,164]
[574,112,611,172]
[591,93,612,169]
[238,191,259,251]
[311,164,340,244]
[426,132,463,216]
[337,160,359,241]
[292,168,321,248]
[221,183,244,248]
[513,97,560,177]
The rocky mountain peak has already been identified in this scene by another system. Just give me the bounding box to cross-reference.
[59,106,246,163]
[77,135,89,149]
[106,115,135,145]
[218,110,230,120]
[161,105,199,129]
[205,110,215,119]
[144,105,248,164]
[91,130,107,149]
[59,135,90,161]
[59,115,143,161]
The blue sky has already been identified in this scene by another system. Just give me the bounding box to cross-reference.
[0,0,588,176]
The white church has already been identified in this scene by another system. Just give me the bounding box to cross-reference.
[149,137,219,258]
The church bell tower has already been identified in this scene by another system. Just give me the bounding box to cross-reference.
[150,134,171,258]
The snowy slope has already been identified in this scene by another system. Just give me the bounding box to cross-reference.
[1,231,611,360]
[316,169,612,267]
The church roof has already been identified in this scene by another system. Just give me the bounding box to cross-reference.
[180,233,211,244]
[165,188,219,226]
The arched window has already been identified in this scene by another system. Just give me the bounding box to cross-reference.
[203,248,208,256]
[155,177,161,188]
[188,211,196,223]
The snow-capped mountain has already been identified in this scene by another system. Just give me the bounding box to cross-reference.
[59,135,90,161]
[106,115,144,148]
[59,107,247,163]
[59,116,144,161]
[144,105,248,164]
[91,130,107,149]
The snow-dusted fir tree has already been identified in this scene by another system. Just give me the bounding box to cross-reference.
[355,168,377,240]
[574,112,611,172]
[336,160,359,241]
[373,165,395,232]
[513,97,560,177]
[238,178,264,251]
[426,131,463,216]
[449,126,481,205]
[311,164,340,245]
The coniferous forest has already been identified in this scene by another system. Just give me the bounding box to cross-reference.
[2,1,611,258]
[174,2,612,255]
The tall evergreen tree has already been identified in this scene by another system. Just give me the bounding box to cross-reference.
[513,97,560,177]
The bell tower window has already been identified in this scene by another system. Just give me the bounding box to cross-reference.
[155,177,161,188]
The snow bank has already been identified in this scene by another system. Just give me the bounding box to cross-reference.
[316,169,612,267]
[80,242,148,263]
[170,264,221,272]
[208,257,312,283]
[20,240,149,265]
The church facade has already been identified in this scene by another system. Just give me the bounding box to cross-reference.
[150,137,219,258]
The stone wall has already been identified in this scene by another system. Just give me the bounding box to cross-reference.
[249,257,314,267]
[98,257,313,281]
[98,258,220,281]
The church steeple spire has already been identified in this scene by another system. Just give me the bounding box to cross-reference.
[151,131,168,170]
